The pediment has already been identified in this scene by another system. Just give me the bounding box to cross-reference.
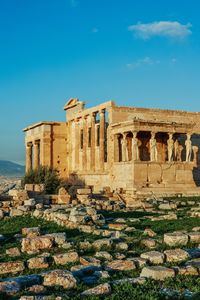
[64,98,80,110]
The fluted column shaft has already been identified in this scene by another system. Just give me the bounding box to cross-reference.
[82,117,87,170]
[90,113,96,171]
[75,119,80,170]
[33,141,40,170]
[99,109,105,170]
[26,143,32,173]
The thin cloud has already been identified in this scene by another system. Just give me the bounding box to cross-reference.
[128,21,192,40]
[69,0,78,7]
[92,28,99,33]
[126,57,160,69]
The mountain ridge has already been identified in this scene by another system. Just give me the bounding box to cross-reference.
[0,160,25,177]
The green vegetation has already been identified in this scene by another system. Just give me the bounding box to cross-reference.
[22,166,61,194]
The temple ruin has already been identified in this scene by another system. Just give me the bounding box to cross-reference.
[23,99,200,198]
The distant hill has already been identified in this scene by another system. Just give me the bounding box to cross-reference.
[0,160,25,177]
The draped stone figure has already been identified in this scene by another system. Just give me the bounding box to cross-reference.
[177,145,183,162]
[185,134,192,162]
[132,131,139,161]
[167,133,174,162]
[150,133,158,162]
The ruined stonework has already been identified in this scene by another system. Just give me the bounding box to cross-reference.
[23,98,200,197]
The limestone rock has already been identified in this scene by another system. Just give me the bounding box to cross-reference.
[10,208,24,217]
[159,202,177,210]
[92,239,112,250]
[95,251,113,261]
[45,232,66,245]
[141,238,156,249]
[27,256,49,269]
[22,227,41,238]
[0,261,25,275]
[53,252,79,265]
[164,249,189,262]
[77,188,92,195]
[81,283,111,296]
[21,236,54,254]
[144,228,157,237]
[6,247,21,257]
[106,260,136,271]
[140,251,165,265]
[164,232,188,246]
[28,284,47,294]
[43,269,77,289]
[140,266,175,280]
[188,232,200,243]
[24,199,36,207]
[80,256,101,266]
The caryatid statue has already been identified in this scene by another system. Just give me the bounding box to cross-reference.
[185,133,192,162]
[150,132,158,162]
[167,133,174,162]
[132,131,139,161]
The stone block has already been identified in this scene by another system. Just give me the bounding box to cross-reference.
[53,252,79,265]
[140,251,165,264]
[140,266,175,280]
[43,269,77,289]
[0,261,25,275]
[164,232,188,247]
[164,248,189,262]
[106,260,136,271]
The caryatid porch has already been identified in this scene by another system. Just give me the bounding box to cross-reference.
[111,119,199,190]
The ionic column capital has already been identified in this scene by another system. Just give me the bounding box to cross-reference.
[100,109,105,116]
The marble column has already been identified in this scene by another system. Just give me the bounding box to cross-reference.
[90,112,96,171]
[121,133,128,162]
[33,141,40,170]
[99,109,105,170]
[114,134,120,162]
[75,119,80,170]
[82,116,87,170]
[26,143,32,173]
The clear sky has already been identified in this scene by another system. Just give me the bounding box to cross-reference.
[0,0,200,164]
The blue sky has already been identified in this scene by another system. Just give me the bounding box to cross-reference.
[0,0,200,164]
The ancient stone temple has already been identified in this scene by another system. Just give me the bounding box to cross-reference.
[23,99,200,197]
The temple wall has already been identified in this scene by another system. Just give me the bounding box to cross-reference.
[24,99,200,195]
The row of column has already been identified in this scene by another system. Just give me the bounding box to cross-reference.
[25,140,40,172]
[74,109,106,172]
[116,131,198,163]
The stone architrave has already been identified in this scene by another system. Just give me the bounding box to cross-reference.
[132,131,139,161]
[150,133,158,162]
[167,133,174,163]
[185,134,192,162]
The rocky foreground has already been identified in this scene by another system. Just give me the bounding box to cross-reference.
[1,186,200,299]
[0,176,21,194]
